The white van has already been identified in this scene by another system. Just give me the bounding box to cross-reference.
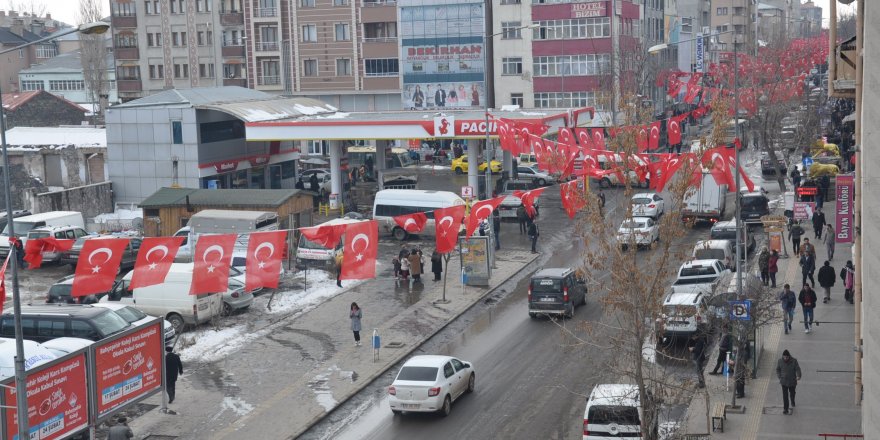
[593,154,651,188]
[175,209,279,260]
[101,263,224,333]
[295,217,369,270]
[0,211,85,257]
[373,189,466,240]
[583,384,655,440]
[692,239,735,270]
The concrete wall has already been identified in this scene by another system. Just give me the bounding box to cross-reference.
[23,181,114,219]
[861,3,878,437]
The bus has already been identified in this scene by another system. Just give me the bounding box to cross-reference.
[373,189,465,240]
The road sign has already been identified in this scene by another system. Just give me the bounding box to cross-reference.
[729,300,752,321]
[461,186,474,198]
[802,156,814,172]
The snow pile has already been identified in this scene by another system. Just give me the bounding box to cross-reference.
[293,103,335,116]
[316,112,350,119]
[93,208,143,223]
[5,127,105,148]
[241,108,293,122]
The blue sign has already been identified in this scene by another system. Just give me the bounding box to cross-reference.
[729,300,752,321]
[803,157,814,168]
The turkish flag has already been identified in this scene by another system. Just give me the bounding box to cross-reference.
[648,121,662,151]
[591,129,605,149]
[434,205,466,254]
[685,84,702,104]
[299,224,345,249]
[636,126,649,152]
[688,72,703,85]
[726,152,755,193]
[560,179,586,219]
[514,187,546,218]
[130,236,185,290]
[340,220,378,280]
[558,127,575,145]
[703,147,735,188]
[692,106,708,119]
[0,255,8,313]
[190,234,236,295]
[667,115,683,146]
[574,128,593,149]
[71,238,130,297]
[393,212,428,234]
[496,118,517,153]
[23,238,74,269]
[245,230,287,292]
[466,197,505,238]
[668,78,683,98]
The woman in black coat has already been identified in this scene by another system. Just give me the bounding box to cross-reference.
[431,250,443,281]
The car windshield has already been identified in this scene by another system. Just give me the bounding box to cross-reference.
[298,236,337,250]
[228,266,244,277]
[632,198,652,205]
[588,405,641,425]
[621,221,646,229]
[665,304,697,318]
[92,311,130,336]
[228,278,244,290]
[741,196,767,209]
[710,228,736,240]
[396,366,438,381]
[114,306,147,323]
[48,283,72,299]
[28,231,50,239]
[695,249,726,260]
[680,266,716,277]
[531,278,562,293]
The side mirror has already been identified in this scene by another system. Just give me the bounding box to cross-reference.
[463,363,471,369]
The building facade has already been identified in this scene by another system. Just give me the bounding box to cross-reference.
[18,50,119,110]
[0,91,87,128]
[708,0,755,63]
[797,1,822,38]
[0,17,66,93]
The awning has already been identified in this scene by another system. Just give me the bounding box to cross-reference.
[300,157,328,165]
[842,112,856,123]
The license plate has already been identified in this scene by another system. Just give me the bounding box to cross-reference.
[540,297,556,302]
[402,403,420,409]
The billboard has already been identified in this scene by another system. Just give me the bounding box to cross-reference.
[399,0,486,110]
[3,354,89,440]
[836,174,854,243]
[93,321,164,420]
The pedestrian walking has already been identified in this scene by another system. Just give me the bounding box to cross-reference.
[598,191,606,213]
[512,157,519,180]
[798,284,817,333]
[790,168,802,192]
[392,256,402,279]
[768,250,780,288]
[758,246,770,286]
[799,251,815,288]
[709,327,731,375]
[790,223,804,255]
[107,417,134,440]
[778,284,797,334]
[9,237,24,269]
[407,250,423,282]
[516,205,528,234]
[801,237,816,258]
[365,154,374,179]
[431,250,443,281]
[841,260,855,304]
[812,209,826,239]
[817,260,836,303]
[527,220,539,254]
[776,350,802,415]
[687,333,706,388]
[164,346,183,403]
[492,211,501,251]
[350,302,362,346]
[399,254,410,281]
[823,224,835,260]
[335,252,343,288]
[819,174,831,200]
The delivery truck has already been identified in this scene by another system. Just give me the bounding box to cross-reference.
[175,209,279,261]
[681,170,727,224]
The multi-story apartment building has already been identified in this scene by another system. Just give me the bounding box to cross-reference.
[0,16,65,93]
[708,0,754,63]
[797,1,822,38]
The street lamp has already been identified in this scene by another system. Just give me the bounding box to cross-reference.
[0,21,109,440]
[483,22,539,199]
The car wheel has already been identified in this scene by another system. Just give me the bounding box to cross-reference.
[392,227,408,241]
[466,373,475,393]
[529,312,537,319]
[222,302,233,317]
[454,167,463,175]
[391,409,402,415]
[599,178,611,188]
[565,302,574,319]
[536,178,546,186]
[440,395,452,417]
[167,313,185,333]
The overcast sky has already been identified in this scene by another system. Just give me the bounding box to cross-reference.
[40,0,854,33]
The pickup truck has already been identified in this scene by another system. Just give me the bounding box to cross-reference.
[671,259,732,295]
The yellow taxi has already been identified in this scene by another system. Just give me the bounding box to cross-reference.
[451,155,503,175]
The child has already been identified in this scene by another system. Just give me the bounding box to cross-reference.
[392,257,402,279]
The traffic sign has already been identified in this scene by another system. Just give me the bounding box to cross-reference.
[461,186,474,198]
[802,156,814,172]
[729,300,752,321]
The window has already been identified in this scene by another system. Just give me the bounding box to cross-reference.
[734,24,745,34]
[114,33,137,48]
[197,30,213,45]
[117,66,140,80]
[199,63,215,78]
[145,0,153,14]
[303,59,318,76]
[302,24,317,42]
[336,58,352,76]
[111,1,136,16]
[300,0,315,6]
[306,140,326,155]
[196,0,211,12]
[172,32,187,46]
[733,7,745,16]
[35,44,56,59]
[199,120,245,143]
[148,64,164,79]
[174,63,189,78]
[333,0,347,5]
[510,93,524,107]
[534,92,601,108]
[20,80,43,91]
[260,60,280,84]
[147,32,163,47]
[363,22,396,40]
[501,0,521,3]
[335,23,350,41]
[533,54,610,76]
[172,121,183,144]
[49,80,85,91]
[501,21,523,39]
[223,30,241,46]
[223,63,242,78]
[716,7,728,15]
[364,58,398,76]
[716,25,729,33]
[502,57,522,75]
[534,18,610,40]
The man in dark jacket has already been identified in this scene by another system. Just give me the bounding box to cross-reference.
[516,205,528,234]
[688,333,706,388]
[798,285,817,333]
[492,211,501,250]
[165,346,184,403]
[107,416,134,440]
[790,223,804,255]
[800,251,815,288]
[709,327,732,375]
[776,349,802,415]
[812,209,826,239]
[309,173,319,193]
[817,260,836,303]
[527,221,539,254]
[778,284,797,334]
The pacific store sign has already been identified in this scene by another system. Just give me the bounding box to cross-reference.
[571,1,607,18]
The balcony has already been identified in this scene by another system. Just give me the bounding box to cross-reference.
[220,11,244,26]
[257,76,281,86]
[115,47,139,60]
[256,41,279,51]
[362,0,395,6]
[117,79,143,92]
[222,45,245,57]
[254,7,277,17]
[111,15,137,28]
[363,37,397,44]
[223,78,247,87]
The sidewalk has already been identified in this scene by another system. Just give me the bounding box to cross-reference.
[684,221,862,438]
[127,248,538,439]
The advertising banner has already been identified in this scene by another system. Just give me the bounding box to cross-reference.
[399,0,486,110]
[695,33,704,72]
[3,354,89,440]
[94,321,164,420]
[836,174,854,243]
[459,236,490,286]
[793,201,815,221]
[571,2,607,17]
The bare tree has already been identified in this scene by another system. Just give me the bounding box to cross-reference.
[78,0,108,124]
[8,0,46,17]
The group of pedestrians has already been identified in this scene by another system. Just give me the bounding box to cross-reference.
[392,247,427,283]
[515,204,540,253]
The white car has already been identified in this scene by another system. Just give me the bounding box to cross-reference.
[91,302,176,345]
[0,338,56,379]
[388,355,475,416]
[616,217,659,250]
[516,165,556,186]
[39,337,94,357]
[299,168,333,195]
[631,193,665,219]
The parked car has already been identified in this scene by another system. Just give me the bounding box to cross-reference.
[46,275,107,304]
[0,304,131,343]
[658,291,712,343]
[222,278,254,316]
[515,165,555,186]
[616,217,660,250]
[298,168,332,195]
[710,220,757,255]
[527,268,587,319]
[388,355,475,416]
[451,155,502,175]
[740,192,770,223]
[497,179,540,220]
[583,384,657,440]
[630,193,665,219]
[38,337,94,357]
[60,234,142,274]
[91,302,176,345]
[0,338,57,379]
[27,225,90,263]
[692,239,735,270]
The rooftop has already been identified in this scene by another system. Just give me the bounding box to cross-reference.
[1,90,87,112]
[20,49,115,74]
[4,126,105,149]
[139,187,310,209]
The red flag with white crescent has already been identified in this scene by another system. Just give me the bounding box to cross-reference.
[340,220,378,280]
[591,129,605,149]
[0,255,8,313]
[574,128,593,149]
[433,205,466,254]
[245,230,287,292]
[648,121,662,151]
[190,234,236,295]
[558,127,575,145]
[393,212,428,234]
[71,238,130,297]
[560,179,586,219]
[299,224,345,249]
[465,197,505,238]
[514,187,546,218]
[667,115,683,146]
[23,237,74,269]
[130,236,185,290]
[684,84,701,104]
[636,125,649,152]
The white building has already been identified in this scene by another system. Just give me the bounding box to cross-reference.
[18,50,118,113]
[491,0,535,109]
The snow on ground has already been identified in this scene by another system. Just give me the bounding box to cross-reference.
[93,209,143,222]
[419,164,450,170]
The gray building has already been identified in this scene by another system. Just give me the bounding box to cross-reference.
[18,50,118,111]
[105,86,335,204]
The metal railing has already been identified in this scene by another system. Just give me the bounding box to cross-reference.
[257,41,279,51]
[362,36,397,43]
[254,7,277,17]
[818,435,864,440]
[258,75,281,85]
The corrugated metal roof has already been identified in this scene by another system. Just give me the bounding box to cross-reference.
[20,50,115,73]
[197,98,337,122]
[113,86,276,108]
[139,187,309,208]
